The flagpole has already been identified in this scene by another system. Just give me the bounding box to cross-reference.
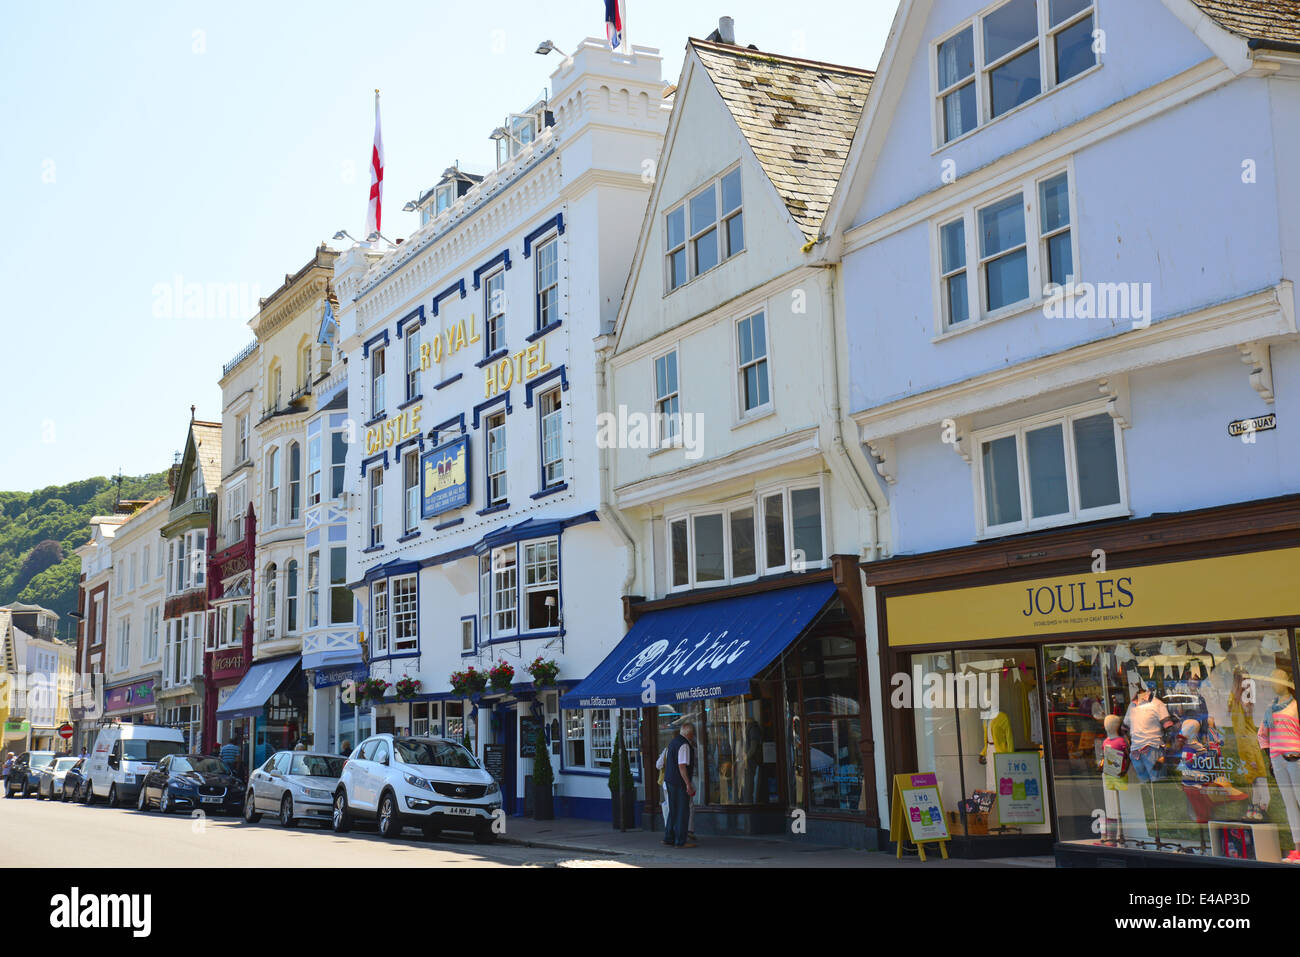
[621,0,629,54]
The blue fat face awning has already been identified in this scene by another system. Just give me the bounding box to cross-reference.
[217,656,300,720]
[561,581,836,710]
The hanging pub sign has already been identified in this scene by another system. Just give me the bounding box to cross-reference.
[421,435,470,519]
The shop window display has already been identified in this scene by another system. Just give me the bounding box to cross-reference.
[1046,630,1298,862]
[906,648,1051,837]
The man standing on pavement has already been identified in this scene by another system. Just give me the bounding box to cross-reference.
[2,752,13,797]
[662,722,697,849]
[220,736,240,770]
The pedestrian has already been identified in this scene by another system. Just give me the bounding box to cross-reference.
[340,739,353,757]
[2,752,14,798]
[661,722,697,849]
[293,742,307,751]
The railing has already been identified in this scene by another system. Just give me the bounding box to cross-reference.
[168,495,213,524]
[222,341,258,377]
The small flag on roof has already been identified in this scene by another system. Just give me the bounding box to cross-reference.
[318,298,338,345]
[604,0,623,51]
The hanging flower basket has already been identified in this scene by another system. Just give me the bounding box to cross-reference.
[358,677,391,702]
[394,675,422,701]
[450,667,488,697]
[488,659,515,693]
[526,656,560,688]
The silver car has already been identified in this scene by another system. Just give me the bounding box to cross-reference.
[243,751,344,827]
[37,756,81,800]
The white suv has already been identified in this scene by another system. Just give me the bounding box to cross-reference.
[332,734,502,841]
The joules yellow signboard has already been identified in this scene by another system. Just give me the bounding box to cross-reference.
[885,547,1300,647]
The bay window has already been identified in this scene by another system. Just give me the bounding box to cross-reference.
[975,402,1126,536]
[371,580,388,656]
[563,709,641,772]
[331,430,348,499]
[668,484,824,591]
[308,436,321,507]
[306,552,320,629]
[391,575,418,653]
[330,546,352,624]
[523,539,559,630]
[492,546,517,634]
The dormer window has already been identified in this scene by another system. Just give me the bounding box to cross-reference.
[492,106,546,167]
[435,184,455,215]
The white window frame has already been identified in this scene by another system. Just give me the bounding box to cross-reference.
[539,387,564,488]
[484,269,507,355]
[735,310,771,419]
[931,163,1078,333]
[226,481,246,544]
[145,605,160,662]
[306,552,320,630]
[264,565,278,642]
[562,708,640,771]
[266,447,280,528]
[932,0,1100,149]
[478,555,491,641]
[665,496,771,593]
[390,574,418,653]
[664,164,745,293]
[307,436,322,507]
[652,348,681,446]
[288,442,302,522]
[403,450,420,535]
[285,559,299,635]
[971,398,1129,538]
[371,580,389,656]
[330,428,348,500]
[522,538,559,632]
[491,545,518,636]
[368,467,384,548]
[535,236,560,331]
[405,326,421,401]
[486,412,507,506]
[236,413,249,462]
[371,345,387,418]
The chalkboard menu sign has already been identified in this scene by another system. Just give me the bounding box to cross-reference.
[483,744,505,783]
[520,716,541,758]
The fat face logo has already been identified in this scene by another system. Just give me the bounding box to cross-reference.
[617,640,670,684]
[1022,577,1134,617]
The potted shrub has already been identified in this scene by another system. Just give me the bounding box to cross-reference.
[532,726,554,820]
[358,677,390,702]
[608,714,637,831]
[488,659,515,693]
[450,667,487,697]
[394,675,421,701]
[525,656,559,688]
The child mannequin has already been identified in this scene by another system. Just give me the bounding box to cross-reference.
[1099,714,1129,845]
[1230,668,1271,821]
[1258,669,1300,862]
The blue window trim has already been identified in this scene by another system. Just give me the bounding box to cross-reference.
[434,517,464,531]
[369,650,421,664]
[472,249,513,290]
[475,348,509,369]
[482,629,562,646]
[397,394,423,411]
[429,413,466,445]
[530,483,569,500]
[362,329,390,359]
[524,365,569,409]
[522,213,565,258]
[430,279,466,317]
[460,614,478,657]
[396,531,421,543]
[395,305,426,338]
[363,413,387,429]
[526,320,562,343]
[476,502,510,517]
[433,373,462,391]
[394,435,425,459]
[472,394,512,429]
[361,544,384,555]
[359,451,389,478]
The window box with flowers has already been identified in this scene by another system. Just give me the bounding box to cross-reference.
[394,674,421,701]
[488,659,515,693]
[450,666,487,697]
[526,656,559,688]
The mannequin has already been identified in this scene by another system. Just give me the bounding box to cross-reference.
[1257,669,1300,862]
[1099,714,1129,845]
[980,710,1014,793]
[1230,668,1271,821]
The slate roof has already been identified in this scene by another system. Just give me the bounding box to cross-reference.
[1191,0,1300,47]
[690,39,874,241]
[191,422,223,496]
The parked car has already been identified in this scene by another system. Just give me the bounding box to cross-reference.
[135,754,245,816]
[37,756,81,800]
[6,751,56,798]
[86,725,186,806]
[61,758,90,802]
[244,751,345,828]
[332,734,501,841]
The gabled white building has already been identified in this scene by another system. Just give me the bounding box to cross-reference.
[825,0,1300,862]
[102,498,167,729]
[334,37,669,818]
[574,23,887,847]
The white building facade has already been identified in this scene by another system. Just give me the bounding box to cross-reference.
[827,0,1300,862]
[335,37,669,818]
[102,499,167,729]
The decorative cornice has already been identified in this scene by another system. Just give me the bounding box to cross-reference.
[254,273,331,341]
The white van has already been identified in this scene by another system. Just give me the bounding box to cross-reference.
[86,725,187,807]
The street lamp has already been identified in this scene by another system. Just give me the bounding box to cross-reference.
[333,229,360,243]
[535,40,567,57]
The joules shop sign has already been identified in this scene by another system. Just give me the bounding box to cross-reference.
[885,547,1300,647]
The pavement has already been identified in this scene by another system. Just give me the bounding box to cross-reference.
[496,815,1057,868]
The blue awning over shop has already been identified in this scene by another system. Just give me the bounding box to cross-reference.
[302,648,365,673]
[216,656,300,720]
[560,581,836,710]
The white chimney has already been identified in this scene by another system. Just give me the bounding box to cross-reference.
[718,17,735,45]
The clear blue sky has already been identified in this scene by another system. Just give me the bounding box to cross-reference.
[0,0,895,492]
